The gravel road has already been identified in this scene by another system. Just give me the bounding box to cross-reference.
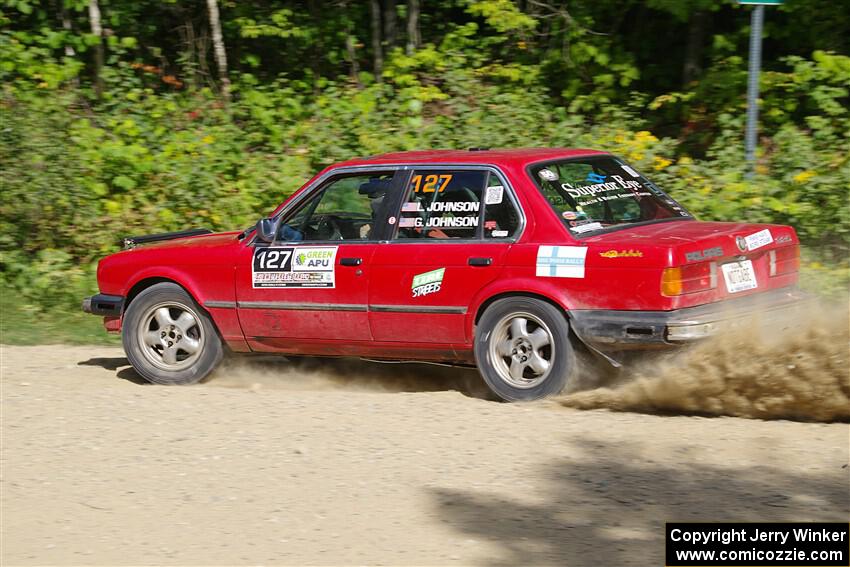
[2,344,848,566]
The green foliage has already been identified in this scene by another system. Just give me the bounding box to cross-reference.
[0,284,120,345]
[1,0,848,336]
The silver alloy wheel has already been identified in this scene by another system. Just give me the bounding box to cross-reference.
[488,311,555,389]
[137,301,205,372]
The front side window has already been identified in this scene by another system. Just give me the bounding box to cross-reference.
[529,156,691,237]
[277,173,393,242]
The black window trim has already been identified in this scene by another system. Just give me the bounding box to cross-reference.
[252,166,406,247]
[249,162,526,247]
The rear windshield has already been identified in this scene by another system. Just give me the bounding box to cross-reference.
[529,156,691,236]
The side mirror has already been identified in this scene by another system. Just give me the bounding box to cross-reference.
[255,217,279,243]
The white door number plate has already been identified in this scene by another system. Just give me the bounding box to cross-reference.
[721,260,758,293]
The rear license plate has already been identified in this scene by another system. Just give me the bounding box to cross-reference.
[721,260,757,293]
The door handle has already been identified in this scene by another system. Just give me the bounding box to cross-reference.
[468,257,492,266]
[340,257,363,266]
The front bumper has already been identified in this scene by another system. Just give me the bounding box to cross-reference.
[82,294,124,317]
[569,287,812,350]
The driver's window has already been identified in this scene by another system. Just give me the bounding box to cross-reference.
[276,173,393,242]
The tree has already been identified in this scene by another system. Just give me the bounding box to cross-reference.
[370,0,383,80]
[682,10,709,86]
[406,0,420,55]
[206,0,230,101]
[384,0,398,48]
[87,0,103,98]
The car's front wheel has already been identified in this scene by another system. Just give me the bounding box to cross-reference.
[122,283,223,385]
[474,297,575,401]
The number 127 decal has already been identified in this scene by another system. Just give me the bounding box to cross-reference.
[252,246,338,288]
[411,174,453,193]
[256,248,292,270]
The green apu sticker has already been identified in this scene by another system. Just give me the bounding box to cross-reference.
[411,268,445,298]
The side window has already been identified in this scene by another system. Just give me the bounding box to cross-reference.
[276,173,393,242]
[396,170,487,240]
[483,173,520,239]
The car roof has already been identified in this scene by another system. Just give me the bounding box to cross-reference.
[333,148,610,169]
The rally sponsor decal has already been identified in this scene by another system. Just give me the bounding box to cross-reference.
[620,164,640,178]
[253,246,338,288]
[411,268,445,298]
[569,221,604,234]
[560,174,652,207]
[539,168,558,181]
[599,249,643,258]
[485,185,504,205]
[536,246,587,278]
[743,228,773,251]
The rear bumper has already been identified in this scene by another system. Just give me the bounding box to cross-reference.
[569,287,812,350]
[82,294,124,317]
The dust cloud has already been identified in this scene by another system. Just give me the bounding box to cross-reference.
[559,300,850,422]
[203,300,849,422]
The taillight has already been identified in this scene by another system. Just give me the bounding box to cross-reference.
[769,245,800,276]
[661,262,718,296]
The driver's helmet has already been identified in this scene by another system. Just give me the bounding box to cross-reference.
[358,177,391,199]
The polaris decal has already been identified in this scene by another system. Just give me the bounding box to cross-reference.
[252,246,338,288]
[685,246,723,262]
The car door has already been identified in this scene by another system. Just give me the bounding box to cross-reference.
[236,169,402,347]
[368,167,523,345]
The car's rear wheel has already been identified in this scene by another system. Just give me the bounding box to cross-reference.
[474,297,575,401]
[122,283,223,385]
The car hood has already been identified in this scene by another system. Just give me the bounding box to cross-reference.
[129,230,243,251]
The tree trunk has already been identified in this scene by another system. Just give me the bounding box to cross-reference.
[61,4,75,58]
[406,0,420,55]
[370,0,383,82]
[345,30,362,88]
[88,0,103,98]
[383,0,397,48]
[179,18,199,89]
[682,10,709,87]
[308,0,324,89]
[205,0,230,101]
[59,1,79,87]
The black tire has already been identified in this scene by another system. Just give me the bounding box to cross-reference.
[122,282,223,385]
[474,297,575,402]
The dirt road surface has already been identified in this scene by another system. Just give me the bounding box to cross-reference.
[2,345,848,566]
